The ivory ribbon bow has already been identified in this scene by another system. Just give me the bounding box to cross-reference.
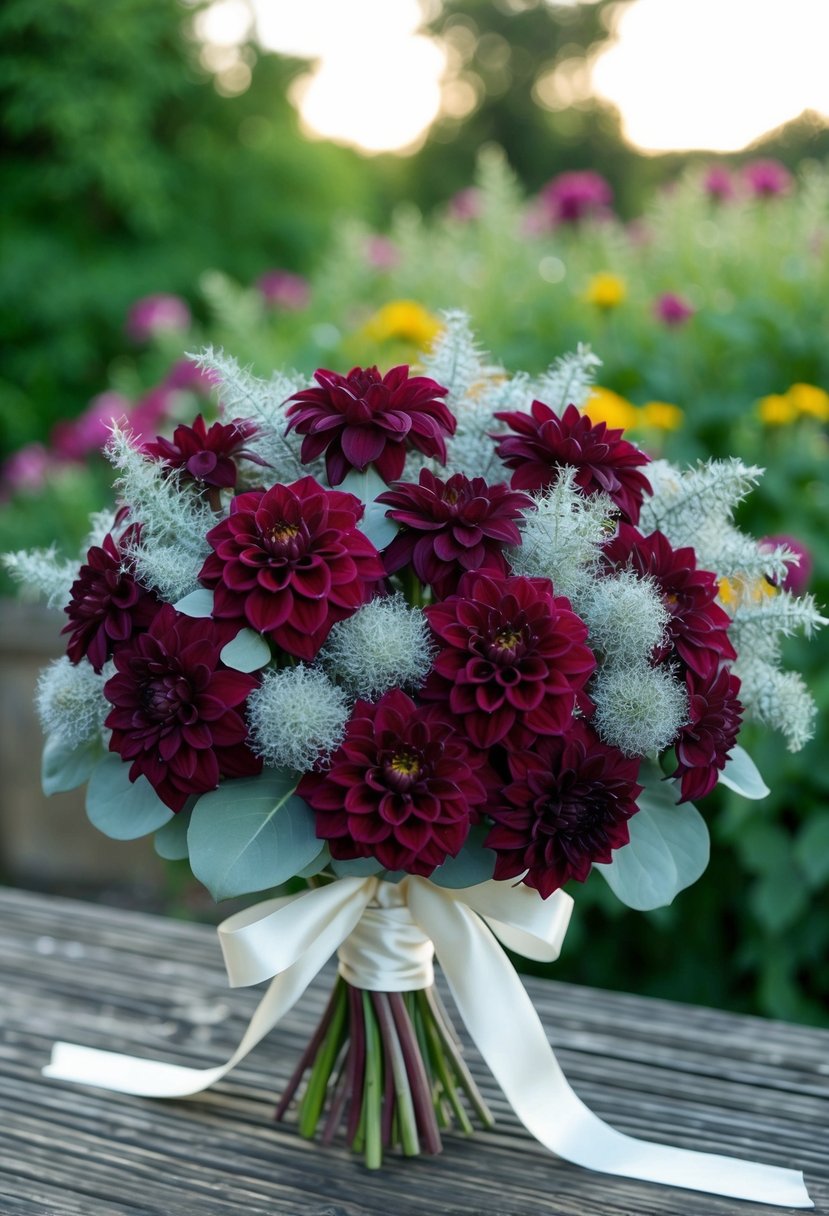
[45,875,812,1208]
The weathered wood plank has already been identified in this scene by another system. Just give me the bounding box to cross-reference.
[0,887,826,1216]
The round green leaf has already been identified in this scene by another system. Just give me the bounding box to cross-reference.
[154,811,191,860]
[173,588,214,618]
[595,779,710,910]
[188,770,321,900]
[42,733,104,795]
[330,855,385,878]
[429,825,497,889]
[86,755,173,840]
[220,627,272,672]
[339,466,398,550]
[718,744,770,800]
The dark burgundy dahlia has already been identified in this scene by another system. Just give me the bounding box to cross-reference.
[423,573,596,750]
[602,524,736,678]
[377,469,533,597]
[298,689,490,876]
[104,604,262,812]
[672,668,742,803]
[143,414,263,490]
[485,721,643,898]
[493,401,651,524]
[285,365,455,486]
[63,528,158,671]
[199,476,384,662]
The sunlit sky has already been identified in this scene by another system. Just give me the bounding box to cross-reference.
[196,0,829,155]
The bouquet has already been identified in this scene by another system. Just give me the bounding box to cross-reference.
[8,314,821,1206]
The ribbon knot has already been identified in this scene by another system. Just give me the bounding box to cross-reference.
[44,875,812,1208]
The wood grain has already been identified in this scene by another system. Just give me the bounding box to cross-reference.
[0,887,826,1216]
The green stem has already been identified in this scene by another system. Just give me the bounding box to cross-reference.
[420,988,494,1128]
[298,979,348,1139]
[361,991,383,1169]
[371,991,422,1157]
[421,1007,474,1134]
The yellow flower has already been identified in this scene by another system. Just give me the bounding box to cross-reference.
[718,576,778,607]
[758,393,798,426]
[361,300,443,348]
[584,272,627,310]
[640,401,684,431]
[786,382,829,421]
[585,386,638,431]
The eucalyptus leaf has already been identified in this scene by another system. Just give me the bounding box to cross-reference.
[86,755,173,840]
[429,825,497,889]
[188,770,321,900]
[718,744,770,800]
[330,855,386,878]
[595,776,710,910]
[42,733,104,796]
[339,466,398,550]
[173,588,214,618]
[297,844,332,879]
[220,627,271,672]
[154,811,191,861]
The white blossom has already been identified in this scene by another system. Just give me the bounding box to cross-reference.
[246,666,349,773]
[36,657,110,748]
[320,595,435,699]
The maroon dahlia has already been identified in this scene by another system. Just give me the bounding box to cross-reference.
[63,528,158,672]
[143,414,263,490]
[672,667,743,803]
[199,475,384,662]
[298,689,490,876]
[485,721,643,898]
[104,604,262,812]
[493,401,651,524]
[602,523,737,678]
[377,469,533,597]
[423,572,596,750]
[285,365,455,486]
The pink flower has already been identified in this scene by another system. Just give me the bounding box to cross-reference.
[423,572,596,750]
[163,358,217,394]
[540,170,613,226]
[298,689,491,877]
[703,165,735,202]
[285,365,455,487]
[126,389,175,444]
[256,270,310,311]
[199,476,385,662]
[743,159,792,198]
[447,188,481,221]
[365,236,400,270]
[51,393,132,462]
[761,534,813,596]
[654,292,694,327]
[125,294,191,343]
[1,443,52,496]
[485,720,643,898]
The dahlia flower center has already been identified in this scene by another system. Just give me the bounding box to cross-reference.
[142,674,195,723]
[265,519,306,560]
[383,750,422,792]
[487,625,527,663]
[541,792,601,837]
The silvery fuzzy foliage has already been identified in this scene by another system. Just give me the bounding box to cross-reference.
[420,310,488,408]
[2,547,78,609]
[83,509,119,551]
[319,595,436,700]
[128,542,205,604]
[533,344,602,413]
[581,570,670,664]
[640,458,763,551]
[190,347,314,486]
[36,657,110,748]
[732,658,817,752]
[246,665,349,773]
[507,469,612,603]
[592,664,689,758]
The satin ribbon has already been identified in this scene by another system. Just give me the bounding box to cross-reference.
[44,876,812,1208]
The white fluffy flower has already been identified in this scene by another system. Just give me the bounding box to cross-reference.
[246,666,349,773]
[592,664,688,757]
[582,571,670,664]
[319,595,435,699]
[36,657,110,748]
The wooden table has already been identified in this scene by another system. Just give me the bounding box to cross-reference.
[1,887,826,1216]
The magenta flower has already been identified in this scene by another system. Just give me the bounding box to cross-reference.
[163,358,217,394]
[51,393,131,462]
[703,165,735,202]
[143,415,263,490]
[256,270,310,311]
[447,187,481,221]
[63,529,159,672]
[104,605,261,812]
[364,236,400,269]
[377,470,532,597]
[423,572,596,750]
[125,294,191,343]
[654,292,694,327]
[286,365,455,486]
[540,170,613,226]
[672,668,742,802]
[761,534,813,596]
[199,475,385,662]
[493,401,651,525]
[485,720,643,898]
[298,689,490,877]
[1,443,52,496]
[743,159,792,198]
[126,388,176,445]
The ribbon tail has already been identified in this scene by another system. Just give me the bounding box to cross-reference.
[410,885,813,1210]
[44,882,374,1099]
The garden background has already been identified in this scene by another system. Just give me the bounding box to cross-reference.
[2,0,828,1026]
